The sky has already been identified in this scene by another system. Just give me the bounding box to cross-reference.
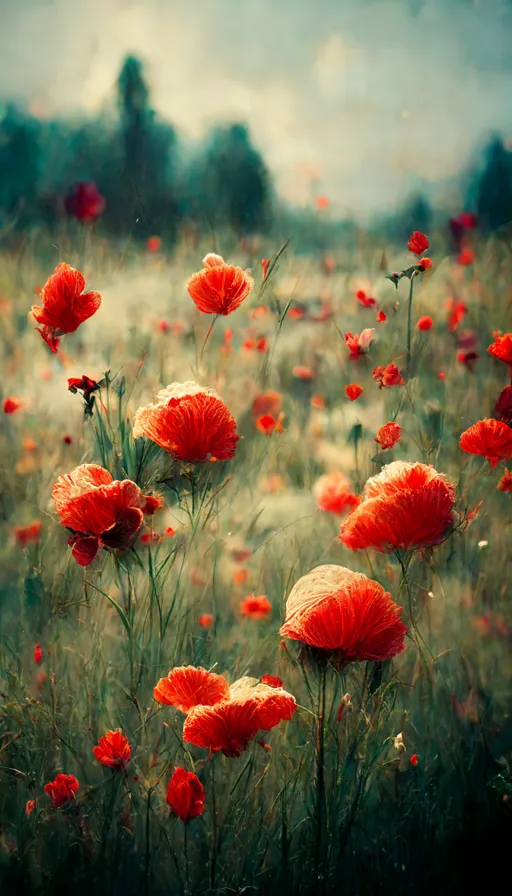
[1,0,512,216]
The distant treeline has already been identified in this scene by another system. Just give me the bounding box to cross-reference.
[1,54,512,244]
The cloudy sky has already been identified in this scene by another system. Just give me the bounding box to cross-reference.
[1,0,512,215]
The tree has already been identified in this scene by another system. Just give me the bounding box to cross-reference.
[476,137,512,232]
[0,105,41,228]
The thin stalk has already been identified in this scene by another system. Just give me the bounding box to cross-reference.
[315,664,328,889]
[184,822,190,896]
[210,759,217,889]
[406,275,415,376]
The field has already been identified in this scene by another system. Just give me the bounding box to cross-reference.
[0,230,511,895]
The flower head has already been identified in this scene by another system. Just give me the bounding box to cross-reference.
[494,386,512,425]
[65,181,105,223]
[14,521,42,546]
[345,329,375,358]
[417,315,433,332]
[32,263,101,353]
[93,729,132,769]
[252,391,282,419]
[3,397,22,414]
[166,768,205,823]
[313,471,359,515]
[459,418,512,467]
[498,469,512,492]
[44,773,79,808]
[356,289,376,308]
[187,254,253,315]
[67,375,99,401]
[256,413,285,436]
[261,675,284,689]
[33,644,43,665]
[408,232,429,255]
[374,422,402,451]
[373,363,405,388]
[345,383,363,401]
[240,595,272,619]
[154,666,230,712]
[488,333,512,373]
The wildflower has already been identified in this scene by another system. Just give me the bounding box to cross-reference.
[44,773,79,808]
[187,253,253,316]
[345,329,375,358]
[280,565,407,665]
[14,521,42,546]
[3,397,23,414]
[376,310,387,322]
[233,568,249,586]
[488,333,512,377]
[417,315,433,331]
[67,375,99,401]
[288,306,305,321]
[25,800,37,817]
[240,595,272,619]
[313,471,359,515]
[261,258,270,279]
[133,381,239,463]
[494,386,512,425]
[311,394,326,409]
[449,212,477,242]
[336,693,353,722]
[457,349,479,371]
[244,336,268,352]
[374,422,402,450]
[147,236,162,253]
[93,730,131,769]
[316,196,329,209]
[409,753,419,766]
[292,365,314,380]
[199,613,214,628]
[33,644,43,665]
[393,732,405,752]
[345,383,363,401]
[23,437,37,452]
[498,470,512,492]
[166,768,205,823]
[261,675,284,689]
[140,532,160,545]
[164,526,176,538]
[65,181,105,223]
[459,419,512,467]
[157,320,170,333]
[252,391,282,419]
[32,263,101,353]
[408,232,429,255]
[446,299,467,333]
[356,289,375,308]
[256,413,285,436]
[373,363,405,388]
[154,666,231,712]
[62,434,73,445]
[439,371,445,381]
[417,257,432,271]
[341,461,455,552]
[458,248,474,265]
[52,463,160,566]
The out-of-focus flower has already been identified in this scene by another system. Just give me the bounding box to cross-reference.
[376,310,387,323]
[316,196,329,209]
[313,471,359,515]
[408,232,429,255]
[164,526,176,538]
[457,349,479,371]
[93,730,131,769]
[345,329,375,358]
[457,247,474,266]
[233,568,249,586]
[65,181,105,223]
[157,320,170,333]
[14,521,42,546]
[256,413,285,436]
[356,289,375,308]
[261,675,283,689]
[67,375,99,401]
[321,254,336,274]
[345,383,363,401]
[23,437,38,453]
[417,315,433,331]
[459,418,512,467]
[493,386,512,425]
[33,644,43,665]
[261,258,270,279]
[341,461,455,553]
[409,753,419,766]
[32,263,101,353]
[374,422,402,450]
[498,469,512,492]
[488,333,512,377]
[446,299,467,333]
[288,306,305,321]
[243,336,269,352]
[44,773,79,808]
[280,564,407,666]
[373,363,405,388]
[252,391,282,419]
[240,595,272,619]
[147,236,162,253]
[166,768,205,823]
[3,397,23,414]
[62,434,73,445]
[292,365,314,380]
[25,800,37,817]
[449,212,477,243]
[187,254,253,315]
[311,394,326,409]
[199,613,214,628]
[133,382,239,463]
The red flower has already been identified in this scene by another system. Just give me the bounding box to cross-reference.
[261,675,284,688]
[187,253,253,315]
[252,391,282,418]
[316,196,329,209]
[147,236,162,253]
[356,289,375,308]
[494,386,512,425]
[488,333,512,375]
[154,666,230,712]
[67,375,99,400]
[133,382,239,463]
[311,394,326,409]
[498,469,512,492]
[374,422,402,450]
[459,418,512,467]
[313,471,359,515]
[199,613,214,628]
[255,413,285,436]
[417,257,432,271]
[408,231,429,255]
[33,644,43,665]
[3,397,23,414]
[65,181,105,223]
[409,753,419,767]
[93,729,131,769]
[417,316,433,331]
[166,768,205,823]
[279,564,407,665]
[244,336,268,352]
[458,248,474,265]
[52,464,157,566]
[292,365,314,380]
[240,595,272,619]
[44,773,79,808]
[25,800,37,817]
[376,310,387,323]
[457,349,479,371]
[340,461,455,552]
[373,363,405,388]
[345,330,374,358]
[32,263,101,353]
[261,258,270,280]
[345,383,363,401]
[446,299,467,333]
[14,521,42,546]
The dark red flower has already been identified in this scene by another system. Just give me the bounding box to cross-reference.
[32,263,101,353]
[498,469,512,492]
[3,397,23,414]
[374,422,402,450]
[14,521,42,546]
[459,418,512,467]
[494,386,512,425]
[345,383,363,401]
[373,364,405,388]
[44,773,79,808]
[187,253,253,315]
[67,375,99,400]
[408,232,429,255]
[33,644,43,665]
[65,181,105,223]
[93,729,131,769]
[166,768,205,823]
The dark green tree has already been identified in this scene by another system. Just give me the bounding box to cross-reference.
[0,105,41,228]
[476,137,512,232]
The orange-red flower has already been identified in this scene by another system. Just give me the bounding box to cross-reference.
[374,422,402,451]
[252,391,282,418]
[373,364,405,388]
[199,613,214,628]
[446,299,467,333]
[133,381,239,463]
[409,753,419,766]
[187,253,253,315]
[313,472,359,515]
[494,386,512,425]
[408,231,429,255]
[340,461,455,553]
[280,564,407,665]
[417,316,433,331]
[93,729,131,769]
[457,248,474,265]
[3,397,22,414]
[417,257,432,271]
[166,768,205,823]
[261,675,284,688]
[345,329,374,358]
[498,469,512,492]
[52,464,159,566]
[488,333,512,377]
[14,521,42,546]
[44,773,79,808]
[147,236,162,253]
[261,258,270,279]
[32,263,102,353]
[25,799,37,817]
[376,310,387,322]
[292,365,314,380]
[65,181,105,223]
[255,413,285,436]
[154,666,230,712]
[240,595,272,619]
[459,418,512,467]
[345,383,363,401]
[33,644,43,665]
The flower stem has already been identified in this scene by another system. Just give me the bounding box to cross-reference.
[315,664,328,888]
[406,275,415,376]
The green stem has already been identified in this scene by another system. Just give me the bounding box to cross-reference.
[210,759,217,889]
[315,664,328,887]
[406,275,415,376]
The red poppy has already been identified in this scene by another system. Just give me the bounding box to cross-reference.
[409,753,419,767]
[459,418,512,467]
[133,381,239,463]
[313,471,359,515]
[311,394,326,409]
[252,391,282,419]
[44,773,79,808]
[164,526,176,538]
[255,413,285,436]
[240,595,272,619]
[356,289,375,308]
[25,800,37,817]
[289,306,305,321]
[147,236,162,253]
[417,257,432,271]
[374,422,402,450]
[32,263,101,353]
[280,564,407,665]
[417,316,433,331]
[93,729,131,769]
[261,675,284,688]
[457,349,479,371]
[65,181,105,223]
[52,463,159,566]
[345,330,374,358]
[233,568,249,586]
[187,253,253,315]
[458,248,474,265]
[376,310,387,323]
[488,333,512,377]
[199,613,214,628]
[316,196,329,209]
[498,469,512,492]
[67,375,99,400]
[494,386,512,425]
[408,232,429,255]
[340,461,455,552]
[166,768,205,823]
[292,365,314,380]
[446,299,467,333]
[33,644,43,665]
[154,666,230,712]
[345,383,363,401]
[14,521,42,546]
[244,336,268,352]
[3,397,22,414]
[373,364,405,388]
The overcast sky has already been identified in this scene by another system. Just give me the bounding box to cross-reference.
[1,0,512,215]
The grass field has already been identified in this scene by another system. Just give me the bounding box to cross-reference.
[0,229,511,895]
